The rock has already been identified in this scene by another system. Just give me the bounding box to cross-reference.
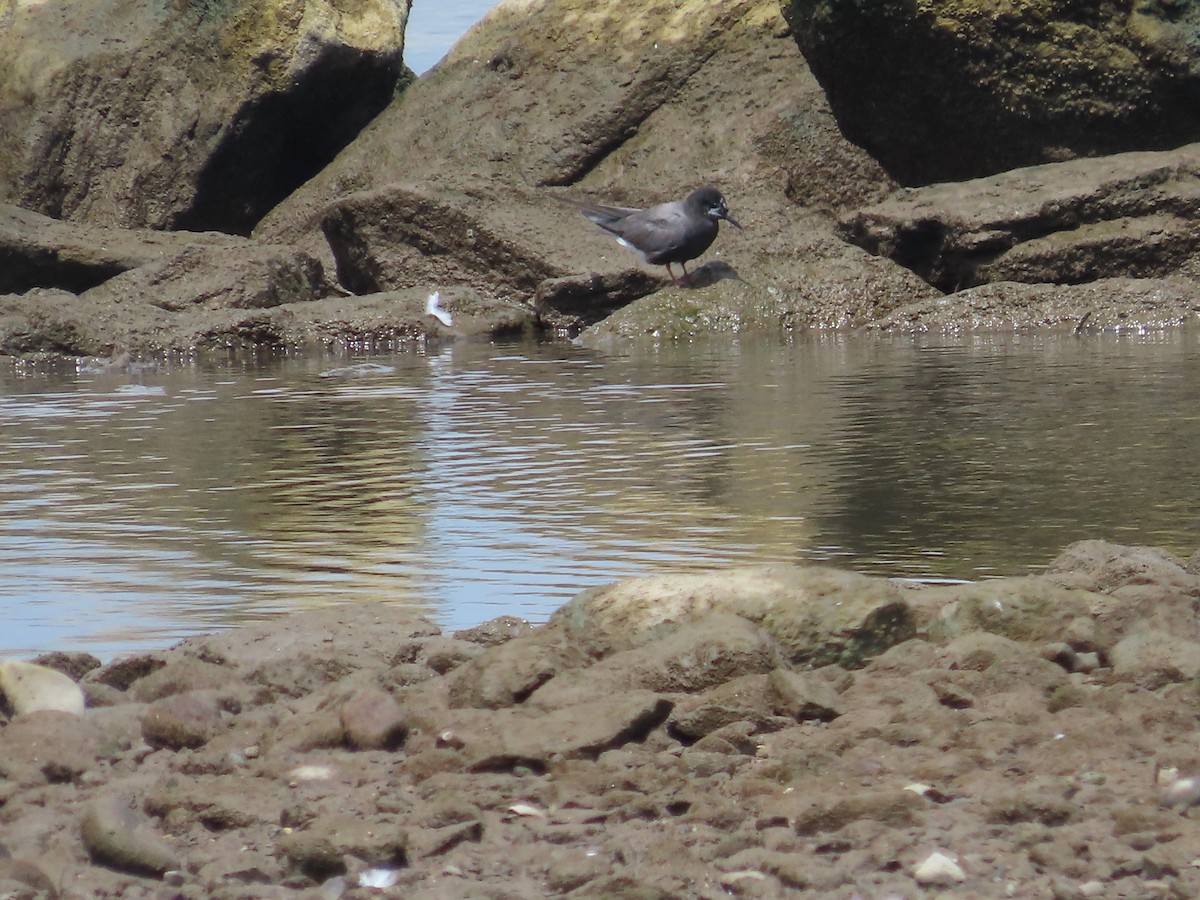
[785,790,924,835]
[448,633,585,710]
[765,668,845,722]
[6,544,1200,896]
[668,675,790,741]
[1051,541,1200,599]
[410,637,483,675]
[1045,541,1200,640]
[319,185,561,298]
[28,650,101,683]
[1110,631,1200,687]
[258,0,929,333]
[0,0,407,233]
[0,710,100,785]
[920,577,1103,648]
[785,0,1200,184]
[338,687,409,751]
[840,146,1200,292]
[141,691,224,750]
[550,565,915,668]
[936,633,1068,695]
[86,654,168,692]
[1161,776,1200,810]
[913,850,966,886]
[177,603,442,697]
[465,692,672,770]
[273,706,348,754]
[0,203,242,294]
[128,658,241,703]
[277,816,406,878]
[80,795,180,877]
[405,820,483,860]
[0,660,85,716]
[244,288,537,348]
[0,858,58,899]
[868,277,1200,333]
[453,615,536,647]
[527,614,786,710]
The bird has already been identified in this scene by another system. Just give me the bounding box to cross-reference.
[569,186,743,285]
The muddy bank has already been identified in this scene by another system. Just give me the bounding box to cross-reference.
[3,540,1200,897]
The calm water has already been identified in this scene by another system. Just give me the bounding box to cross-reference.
[2,330,1198,659]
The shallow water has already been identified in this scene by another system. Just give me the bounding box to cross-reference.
[2,329,1198,658]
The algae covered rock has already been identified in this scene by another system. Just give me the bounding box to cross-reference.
[785,0,1200,184]
[0,0,408,233]
[550,565,915,668]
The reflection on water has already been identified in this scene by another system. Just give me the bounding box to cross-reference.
[2,329,1198,658]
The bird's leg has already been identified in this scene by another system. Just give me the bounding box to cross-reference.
[679,261,691,285]
[665,263,680,286]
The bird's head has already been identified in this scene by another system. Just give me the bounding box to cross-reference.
[690,186,743,230]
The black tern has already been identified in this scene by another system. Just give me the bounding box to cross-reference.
[571,186,743,284]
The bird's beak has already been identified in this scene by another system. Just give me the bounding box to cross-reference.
[722,212,744,230]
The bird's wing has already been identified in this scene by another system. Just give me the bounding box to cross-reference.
[611,203,695,257]
[549,195,642,232]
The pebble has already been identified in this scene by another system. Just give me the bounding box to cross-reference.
[339,687,409,751]
[0,660,85,716]
[1160,775,1200,809]
[79,794,180,876]
[913,850,966,885]
[141,692,223,749]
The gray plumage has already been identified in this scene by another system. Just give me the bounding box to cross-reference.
[572,185,743,284]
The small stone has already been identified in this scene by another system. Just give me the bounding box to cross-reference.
[1161,776,1200,809]
[913,850,965,885]
[339,687,408,751]
[141,691,223,749]
[288,764,338,783]
[453,615,535,647]
[0,857,58,896]
[31,650,101,681]
[506,804,546,819]
[0,660,85,716]
[80,795,180,876]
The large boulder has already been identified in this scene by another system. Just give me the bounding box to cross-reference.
[258,0,933,331]
[0,0,408,234]
[784,0,1200,185]
[548,565,915,668]
[839,146,1200,293]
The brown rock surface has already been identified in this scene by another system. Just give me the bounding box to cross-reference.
[0,0,408,234]
[785,0,1200,184]
[258,0,936,334]
[841,146,1200,293]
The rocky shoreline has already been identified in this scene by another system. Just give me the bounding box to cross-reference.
[4,541,1200,897]
[5,0,1200,358]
